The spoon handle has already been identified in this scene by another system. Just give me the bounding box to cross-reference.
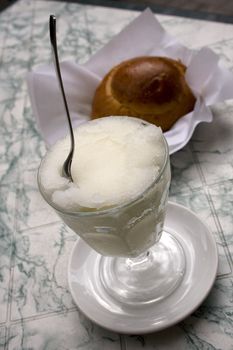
[49,15,74,179]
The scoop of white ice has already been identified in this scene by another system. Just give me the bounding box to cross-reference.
[39,117,165,210]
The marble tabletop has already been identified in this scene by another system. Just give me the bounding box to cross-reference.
[1,0,233,349]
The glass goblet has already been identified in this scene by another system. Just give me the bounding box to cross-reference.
[38,134,185,305]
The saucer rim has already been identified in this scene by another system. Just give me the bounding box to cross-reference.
[67,201,218,334]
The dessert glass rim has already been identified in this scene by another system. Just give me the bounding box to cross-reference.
[37,120,169,218]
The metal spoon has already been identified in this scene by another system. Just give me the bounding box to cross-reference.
[49,14,74,181]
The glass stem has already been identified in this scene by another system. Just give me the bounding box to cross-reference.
[126,250,153,269]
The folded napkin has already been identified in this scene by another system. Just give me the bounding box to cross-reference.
[27,8,233,154]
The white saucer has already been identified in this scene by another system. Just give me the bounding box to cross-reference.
[68,202,218,334]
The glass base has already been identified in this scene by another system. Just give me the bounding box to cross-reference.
[99,230,186,305]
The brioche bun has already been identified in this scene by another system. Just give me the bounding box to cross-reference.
[91,56,196,131]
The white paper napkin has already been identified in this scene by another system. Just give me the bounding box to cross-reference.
[27,8,233,154]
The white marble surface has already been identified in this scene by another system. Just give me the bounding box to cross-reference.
[0,0,233,348]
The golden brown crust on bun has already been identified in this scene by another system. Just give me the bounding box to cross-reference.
[91,56,196,131]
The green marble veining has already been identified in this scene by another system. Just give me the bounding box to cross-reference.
[170,144,203,195]
[0,186,16,325]
[11,223,76,320]
[0,327,5,350]
[0,0,233,349]
[8,311,120,350]
[192,101,233,186]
